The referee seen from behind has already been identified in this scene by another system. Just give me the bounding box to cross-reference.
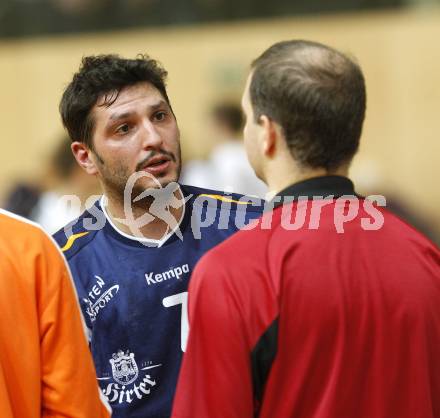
[172,40,440,418]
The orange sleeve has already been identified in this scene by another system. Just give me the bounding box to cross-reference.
[37,233,111,418]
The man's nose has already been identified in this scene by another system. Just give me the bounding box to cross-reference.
[140,120,163,149]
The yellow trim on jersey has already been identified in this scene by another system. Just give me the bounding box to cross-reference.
[61,232,90,252]
[199,194,251,205]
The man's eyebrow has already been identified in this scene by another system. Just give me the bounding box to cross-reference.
[108,100,169,122]
[150,100,169,112]
[109,111,134,122]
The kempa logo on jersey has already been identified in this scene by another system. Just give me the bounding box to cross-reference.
[98,349,161,405]
[83,275,119,322]
[145,263,190,286]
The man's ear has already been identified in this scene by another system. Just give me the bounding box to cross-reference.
[71,141,99,175]
[259,115,278,158]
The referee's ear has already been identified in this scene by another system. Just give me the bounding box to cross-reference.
[71,141,99,176]
[260,115,278,159]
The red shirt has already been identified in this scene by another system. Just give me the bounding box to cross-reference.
[172,176,440,418]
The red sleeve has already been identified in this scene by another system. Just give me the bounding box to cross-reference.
[171,252,254,418]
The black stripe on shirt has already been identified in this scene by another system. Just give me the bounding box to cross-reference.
[251,317,279,411]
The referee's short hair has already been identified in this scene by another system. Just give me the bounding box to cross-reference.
[60,54,170,150]
[250,40,366,171]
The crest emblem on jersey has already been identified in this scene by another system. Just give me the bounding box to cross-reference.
[110,350,139,385]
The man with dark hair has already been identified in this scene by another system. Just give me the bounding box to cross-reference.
[60,54,171,151]
[53,54,262,418]
[172,40,440,418]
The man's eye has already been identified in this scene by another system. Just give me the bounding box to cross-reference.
[116,124,130,134]
[154,111,167,121]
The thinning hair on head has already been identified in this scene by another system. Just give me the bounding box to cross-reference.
[250,40,366,171]
[59,54,170,149]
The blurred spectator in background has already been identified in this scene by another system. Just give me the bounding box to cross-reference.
[351,158,440,246]
[3,182,42,219]
[3,137,98,231]
[181,102,267,197]
[32,137,99,233]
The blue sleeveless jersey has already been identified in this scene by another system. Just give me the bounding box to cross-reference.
[53,185,263,418]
